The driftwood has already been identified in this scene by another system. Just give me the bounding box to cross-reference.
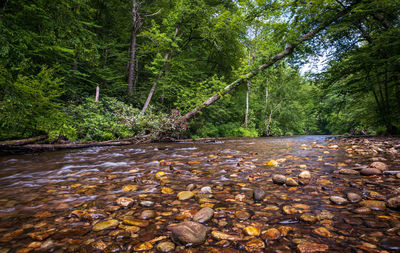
[0,134,156,154]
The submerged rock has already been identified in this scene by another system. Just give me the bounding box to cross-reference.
[272,174,287,185]
[193,207,214,223]
[285,177,299,186]
[330,196,348,205]
[243,226,260,236]
[168,221,208,244]
[211,231,241,241]
[140,210,156,220]
[370,162,388,171]
[253,189,266,201]
[360,168,382,175]
[92,220,119,232]
[387,196,400,209]
[297,243,329,253]
[156,241,175,252]
[116,197,134,207]
[346,192,362,203]
[177,191,194,200]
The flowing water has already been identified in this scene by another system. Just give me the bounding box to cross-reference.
[0,136,400,252]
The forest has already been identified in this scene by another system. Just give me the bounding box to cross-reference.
[1,0,399,142]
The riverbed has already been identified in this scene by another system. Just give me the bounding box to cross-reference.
[0,136,399,252]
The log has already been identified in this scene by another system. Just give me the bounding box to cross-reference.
[0,136,47,147]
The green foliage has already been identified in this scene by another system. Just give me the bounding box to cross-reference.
[0,66,75,140]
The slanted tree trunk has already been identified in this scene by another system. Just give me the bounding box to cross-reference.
[180,1,360,123]
[128,0,141,96]
[141,23,181,115]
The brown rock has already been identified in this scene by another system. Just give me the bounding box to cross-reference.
[133,241,153,251]
[193,207,214,223]
[211,231,241,241]
[300,214,318,223]
[243,226,260,236]
[277,226,293,236]
[312,227,332,237]
[177,191,194,200]
[360,200,386,211]
[116,197,134,207]
[338,169,359,175]
[235,210,251,220]
[264,228,280,241]
[387,196,400,209]
[346,192,362,203]
[123,218,149,227]
[297,243,329,253]
[272,174,287,184]
[92,220,119,232]
[156,241,175,252]
[286,177,299,186]
[370,162,388,171]
[360,168,382,176]
[330,196,348,205]
[168,221,208,244]
[140,210,156,220]
[245,238,265,252]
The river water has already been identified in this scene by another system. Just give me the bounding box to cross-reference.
[0,136,399,252]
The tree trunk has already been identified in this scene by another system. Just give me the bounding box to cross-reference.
[244,82,250,129]
[180,1,360,122]
[128,0,140,96]
[266,109,273,136]
[141,23,181,115]
[264,87,269,135]
[95,86,100,102]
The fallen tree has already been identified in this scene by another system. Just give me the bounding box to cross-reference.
[180,0,361,122]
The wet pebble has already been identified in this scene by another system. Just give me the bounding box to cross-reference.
[264,228,280,240]
[272,174,287,185]
[338,169,359,175]
[133,241,153,251]
[116,197,134,207]
[297,243,329,253]
[313,227,332,237]
[353,207,371,214]
[140,201,154,207]
[123,218,149,227]
[370,162,388,171]
[186,184,196,191]
[92,220,119,232]
[330,196,348,205]
[235,210,251,220]
[200,186,212,194]
[168,221,208,244]
[253,189,265,201]
[245,238,265,252]
[360,167,382,175]
[285,177,299,186]
[211,231,240,241]
[300,214,317,223]
[177,191,194,200]
[360,200,386,210]
[139,210,156,220]
[346,192,362,203]
[387,196,400,209]
[193,207,214,223]
[243,226,260,236]
[156,241,175,252]
[299,171,311,179]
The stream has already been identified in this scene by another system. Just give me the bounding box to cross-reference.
[0,136,400,252]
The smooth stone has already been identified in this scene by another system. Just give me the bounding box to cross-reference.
[282,205,297,214]
[140,201,154,207]
[243,226,260,236]
[193,207,214,223]
[360,200,386,211]
[346,192,362,203]
[330,196,348,205]
[264,228,280,240]
[123,218,149,227]
[235,210,251,220]
[245,238,265,252]
[300,214,318,223]
[139,210,156,220]
[177,191,194,200]
[92,220,119,232]
[353,207,371,214]
[338,169,359,175]
[285,177,299,186]
[380,238,400,251]
[370,161,388,171]
[211,231,241,241]
[387,196,400,209]
[313,227,332,237]
[272,174,287,184]
[361,167,382,175]
[168,221,208,244]
[253,189,266,201]
[277,226,293,236]
[297,243,329,253]
[186,184,196,191]
[200,186,212,194]
[298,171,311,179]
[156,241,175,252]
[133,241,153,251]
[317,210,334,220]
[122,185,138,191]
[116,197,134,207]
